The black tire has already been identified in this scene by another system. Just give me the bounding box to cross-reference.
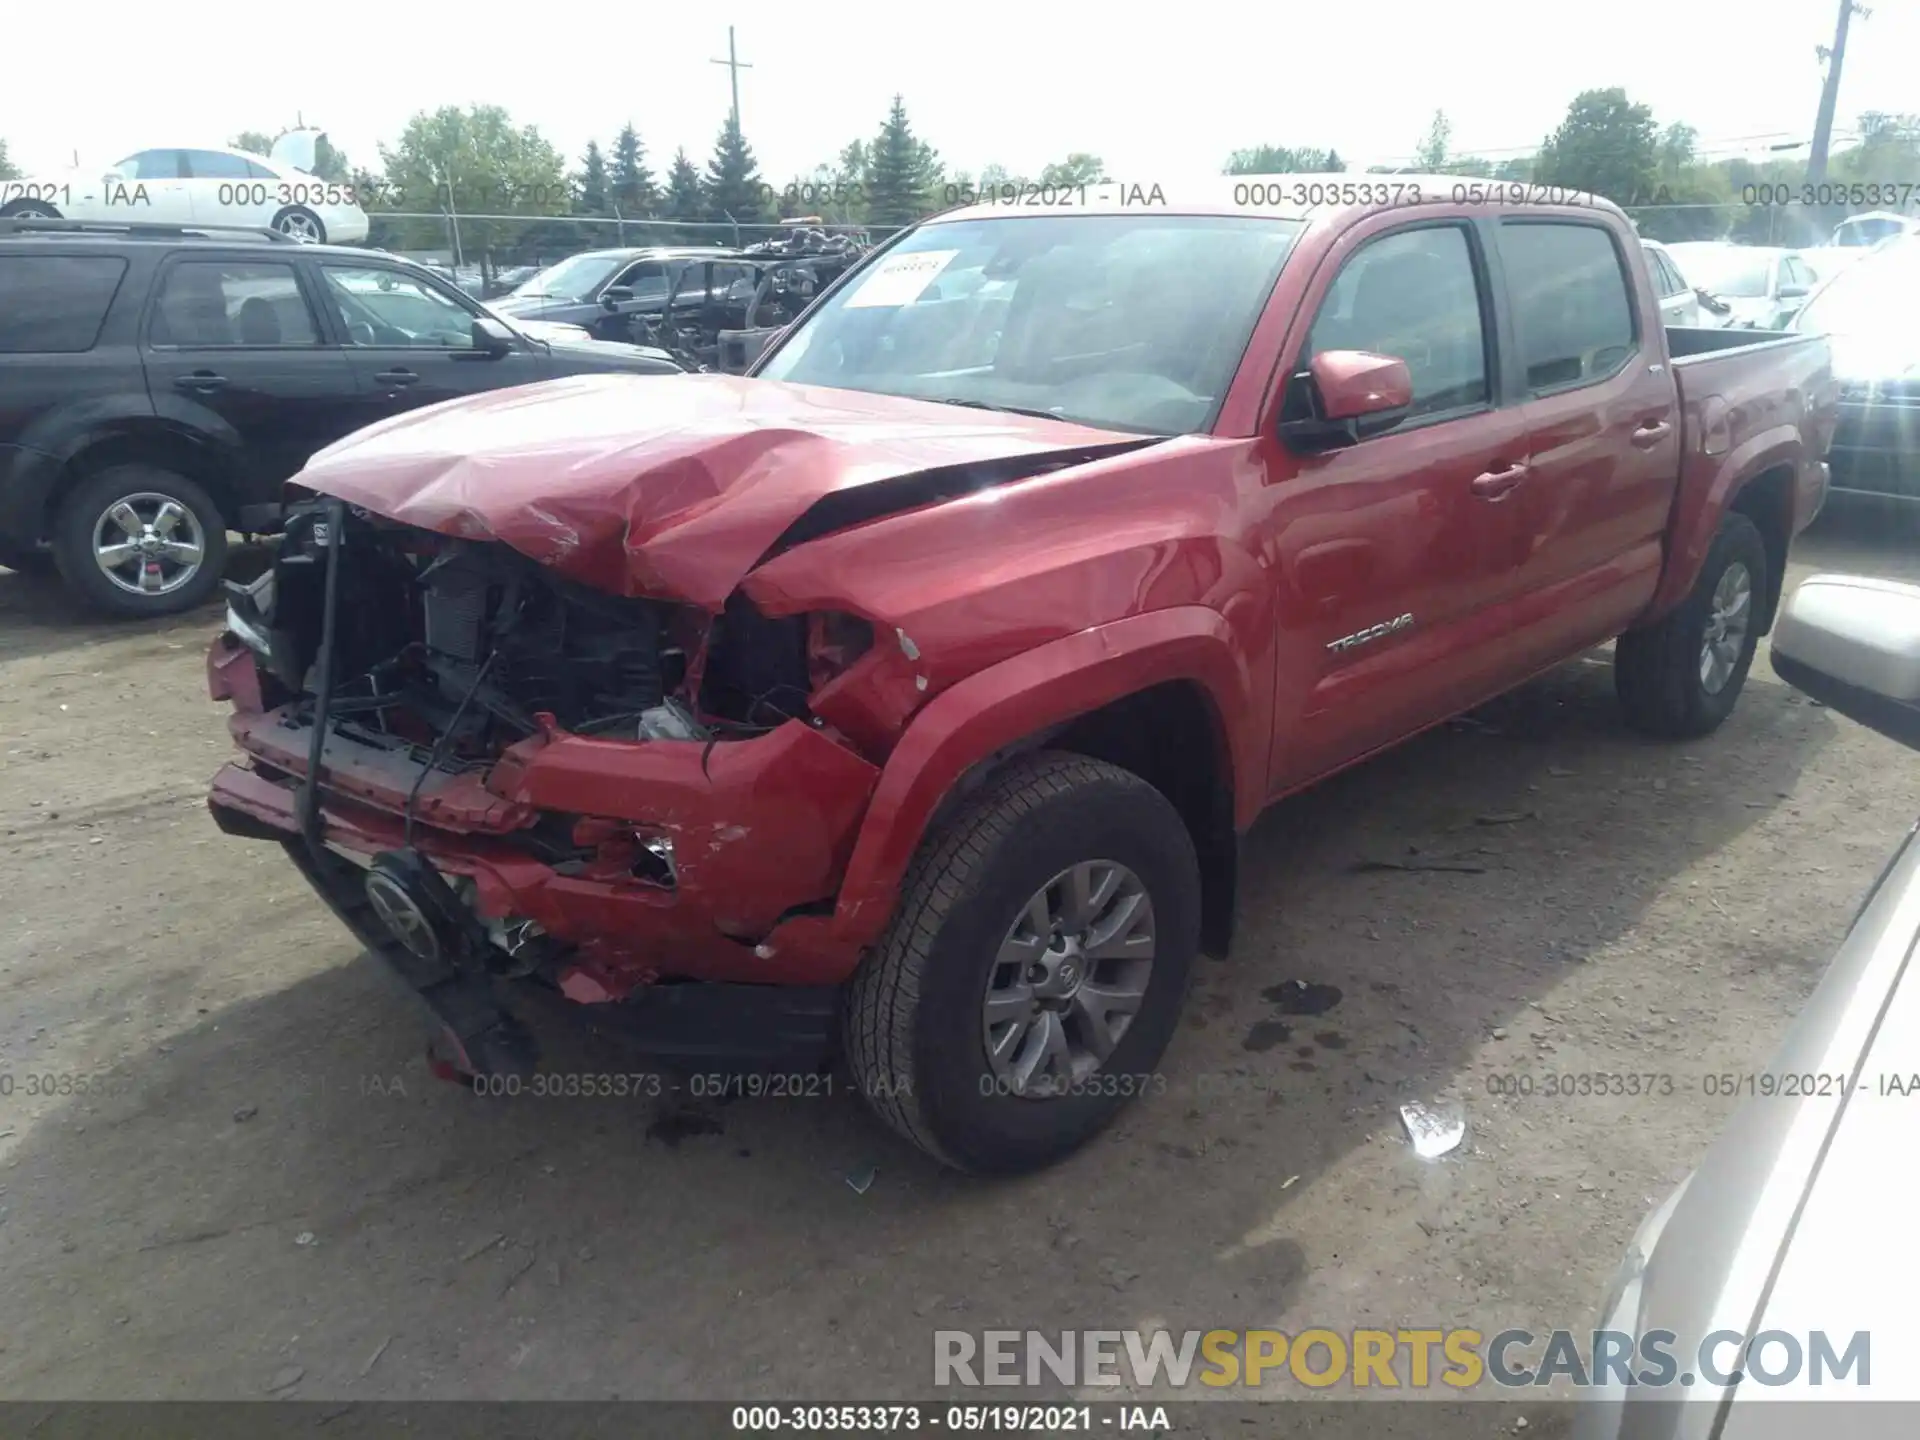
[0,200,60,220]
[270,206,326,243]
[846,752,1201,1175]
[1615,511,1769,739]
[52,465,230,618]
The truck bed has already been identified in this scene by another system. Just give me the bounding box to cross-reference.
[1666,325,1806,361]
[1646,325,1835,625]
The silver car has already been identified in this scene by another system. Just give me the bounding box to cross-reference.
[1577,572,1920,1437]
[1790,236,1920,503]
[1666,243,1817,331]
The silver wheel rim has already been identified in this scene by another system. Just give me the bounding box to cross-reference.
[1700,560,1753,695]
[91,492,206,597]
[981,860,1156,1099]
[277,211,321,242]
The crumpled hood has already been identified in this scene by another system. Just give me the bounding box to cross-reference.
[295,373,1141,610]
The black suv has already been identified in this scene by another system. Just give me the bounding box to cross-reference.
[0,219,683,617]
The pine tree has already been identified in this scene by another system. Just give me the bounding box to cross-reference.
[575,140,609,214]
[703,115,774,226]
[867,96,929,228]
[610,123,656,217]
[662,149,705,241]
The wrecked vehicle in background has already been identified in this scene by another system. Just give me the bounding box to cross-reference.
[636,226,869,373]
[207,179,1832,1175]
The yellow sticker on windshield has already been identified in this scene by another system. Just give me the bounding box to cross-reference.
[844,249,960,308]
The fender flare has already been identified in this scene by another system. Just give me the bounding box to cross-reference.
[0,410,240,543]
[1642,418,1804,625]
[822,604,1262,949]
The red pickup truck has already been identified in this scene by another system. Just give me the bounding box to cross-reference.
[206,180,1836,1174]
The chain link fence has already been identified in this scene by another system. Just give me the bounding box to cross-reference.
[364,211,888,295]
[365,196,1907,297]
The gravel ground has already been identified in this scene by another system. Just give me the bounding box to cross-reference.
[1,507,1916,1429]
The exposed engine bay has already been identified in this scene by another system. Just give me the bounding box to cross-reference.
[211,498,887,1071]
[232,504,835,758]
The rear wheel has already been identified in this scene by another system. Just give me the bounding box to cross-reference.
[52,465,229,618]
[846,752,1200,1174]
[270,206,325,243]
[0,200,60,220]
[1615,511,1768,738]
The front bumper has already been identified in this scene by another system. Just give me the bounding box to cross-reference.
[207,642,881,992]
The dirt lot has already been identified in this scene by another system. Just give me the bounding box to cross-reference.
[2,511,1918,1421]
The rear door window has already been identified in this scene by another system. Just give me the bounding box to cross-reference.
[0,255,130,353]
[181,150,255,180]
[148,261,321,347]
[1502,222,1638,392]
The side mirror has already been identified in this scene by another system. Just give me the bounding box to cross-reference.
[601,286,635,309]
[1772,574,1920,750]
[1777,283,1810,300]
[1279,350,1414,451]
[470,317,515,357]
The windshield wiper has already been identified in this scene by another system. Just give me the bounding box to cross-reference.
[933,397,1073,422]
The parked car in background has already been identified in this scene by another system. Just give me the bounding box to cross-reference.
[0,219,682,616]
[1831,209,1920,250]
[1666,242,1817,329]
[204,177,1832,1175]
[0,131,369,245]
[1576,572,1920,1437]
[1640,239,1712,326]
[488,246,743,341]
[1789,233,1920,504]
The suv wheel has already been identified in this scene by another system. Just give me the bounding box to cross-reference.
[1615,511,1769,738]
[52,465,229,618]
[270,206,326,243]
[0,200,60,220]
[846,752,1200,1174]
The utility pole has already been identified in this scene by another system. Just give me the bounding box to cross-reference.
[1807,0,1870,185]
[710,26,753,130]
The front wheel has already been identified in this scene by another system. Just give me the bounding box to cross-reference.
[1615,511,1769,739]
[0,200,60,220]
[52,465,229,618]
[846,752,1200,1174]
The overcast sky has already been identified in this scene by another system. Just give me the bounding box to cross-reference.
[5,0,1915,181]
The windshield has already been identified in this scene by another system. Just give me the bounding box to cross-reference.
[756,213,1304,435]
[508,253,626,301]
[1794,245,1920,337]
[1671,247,1772,298]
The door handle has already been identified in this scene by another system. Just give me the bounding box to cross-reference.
[173,371,228,393]
[1471,463,1527,499]
[1632,420,1673,448]
[373,368,419,386]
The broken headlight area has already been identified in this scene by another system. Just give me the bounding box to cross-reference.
[239,502,870,755]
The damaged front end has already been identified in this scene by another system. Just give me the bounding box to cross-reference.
[207,498,882,1072]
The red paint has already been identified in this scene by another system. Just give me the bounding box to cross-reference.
[212,189,1835,1006]
[206,633,265,712]
[293,372,1133,610]
[1312,350,1414,418]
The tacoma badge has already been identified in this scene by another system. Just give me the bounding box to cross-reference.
[1326,613,1415,654]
